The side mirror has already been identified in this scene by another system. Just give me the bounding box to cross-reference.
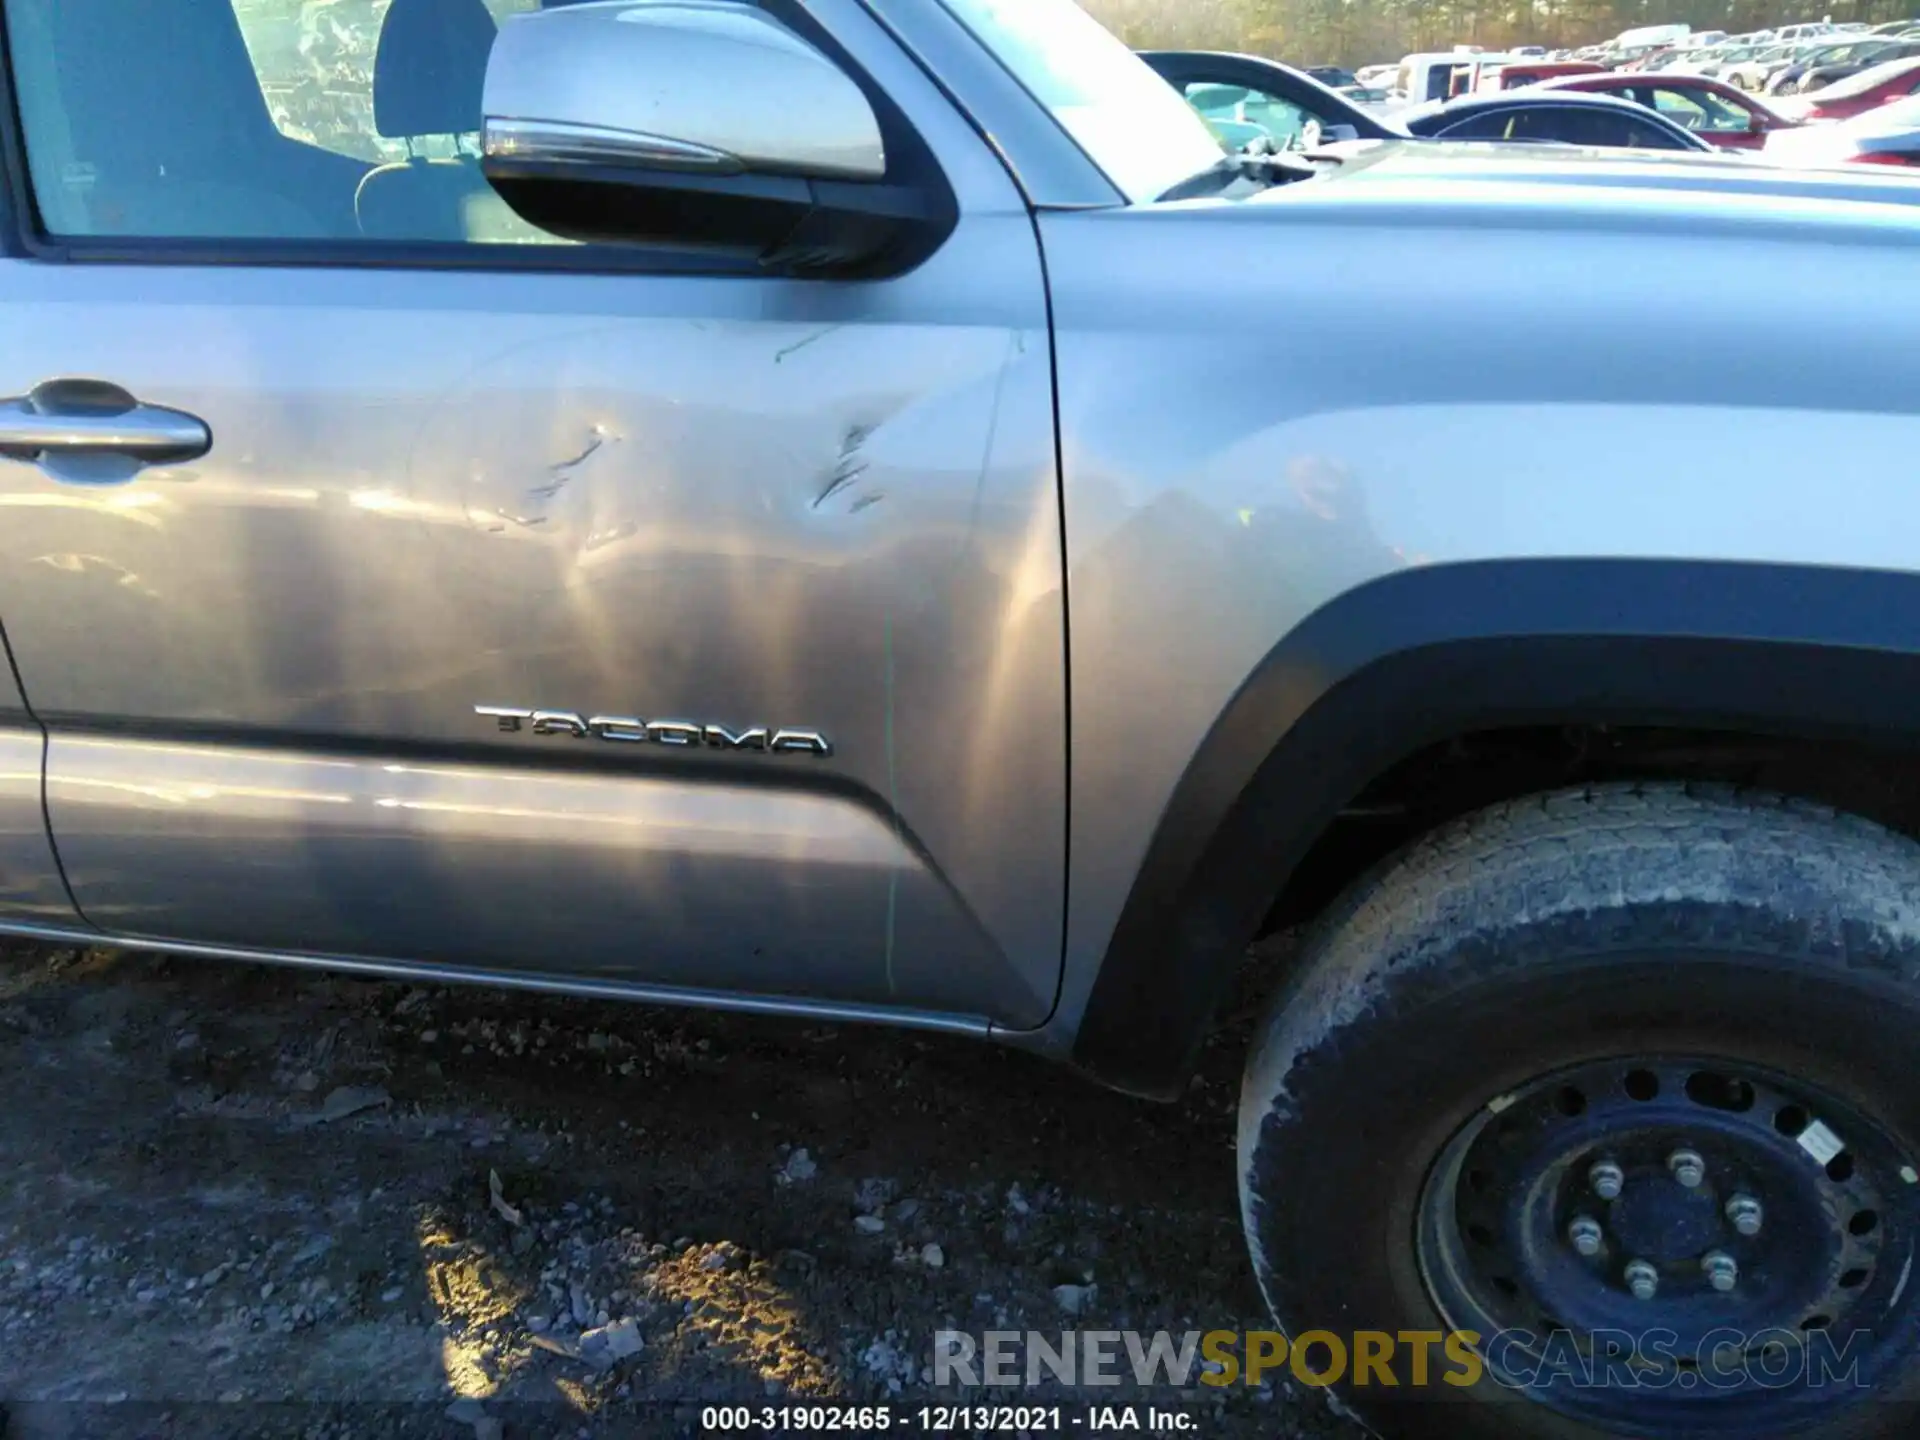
[1319,123,1362,142]
[479,1,951,275]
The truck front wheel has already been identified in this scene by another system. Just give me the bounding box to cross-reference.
[1239,784,1920,1439]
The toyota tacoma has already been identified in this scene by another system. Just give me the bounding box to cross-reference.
[1,0,1919,1435]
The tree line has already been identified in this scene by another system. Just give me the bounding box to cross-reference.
[1084,0,1920,68]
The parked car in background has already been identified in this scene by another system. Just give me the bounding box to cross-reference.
[1394,50,1488,104]
[1772,54,1920,120]
[1673,41,1769,78]
[1764,40,1848,91]
[1772,20,1844,42]
[1622,44,1687,71]
[1144,52,1720,158]
[1337,84,1396,108]
[1728,38,1858,90]
[1138,50,1400,149]
[1445,53,1520,98]
[1400,90,1716,149]
[1476,60,1607,91]
[1765,91,1920,164]
[1769,37,1904,93]
[1871,16,1920,31]
[1536,71,1799,148]
[1793,37,1920,92]
[1304,65,1357,87]
[1354,62,1399,86]
[1722,43,1793,89]
[1614,21,1691,51]
[1614,42,1678,68]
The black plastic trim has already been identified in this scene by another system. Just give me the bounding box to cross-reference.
[1071,559,1920,1099]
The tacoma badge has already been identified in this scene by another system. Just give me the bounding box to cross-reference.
[475,706,832,757]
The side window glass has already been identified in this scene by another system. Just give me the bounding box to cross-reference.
[1241,90,1316,149]
[1504,108,1635,147]
[1184,82,1252,119]
[1589,114,1644,146]
[2,0,755,248]
[1649,89,1707,127]
[1652,87,1746,130]
[1504,109,1556,141]
[1550,110,1627,146]
[1182,82,1313,150]
[232,0,539,164]
[1442,113,1518,140]
[1626,119,1693,149]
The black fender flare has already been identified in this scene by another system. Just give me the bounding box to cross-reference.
[1069,558,1920,1098]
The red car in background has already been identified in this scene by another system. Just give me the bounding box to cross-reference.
[1533,71,1797,148]
[1765,92,1920,165]
[1770,55,1920,121]
[1473,60,1607,92]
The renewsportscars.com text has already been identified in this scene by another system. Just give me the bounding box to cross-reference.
[932,1328,1870,1392]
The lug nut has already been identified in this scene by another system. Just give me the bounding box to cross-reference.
[1668,1148,1707,1189]
[1725,1194,1764,1237]
[1568,1216,1604,1257]
[1589,1160,1625,1200]
[1625,1259,1659,1300]
[1702,1250,1739,1293]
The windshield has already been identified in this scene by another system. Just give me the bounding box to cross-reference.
[935,0,1227,201]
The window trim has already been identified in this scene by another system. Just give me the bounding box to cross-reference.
[1437,101,1704,150]
[0,0,962,278]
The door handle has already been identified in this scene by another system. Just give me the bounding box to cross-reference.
[0,378,211,486]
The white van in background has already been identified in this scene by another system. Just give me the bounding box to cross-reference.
[1614,22,1691,50]
[1773,20,1842,41]
[1393,49,1483,103]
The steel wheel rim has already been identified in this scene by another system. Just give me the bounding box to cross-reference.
[1416,1055,1920,1431]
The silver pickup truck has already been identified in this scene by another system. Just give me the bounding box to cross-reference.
[2,0,1919,1434]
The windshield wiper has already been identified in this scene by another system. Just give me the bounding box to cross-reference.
[1156,155,1244,201]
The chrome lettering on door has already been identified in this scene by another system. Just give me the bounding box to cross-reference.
[474,706,832,757]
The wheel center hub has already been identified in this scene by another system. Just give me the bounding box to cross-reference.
[1418,1056,1912,1433]
[1610,1172,1724,1262]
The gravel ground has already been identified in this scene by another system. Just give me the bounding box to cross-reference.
[0,937,1362,1440]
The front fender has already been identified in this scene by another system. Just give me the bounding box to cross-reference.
[1035,199,1920,1097]
[1064,558,1920,1097]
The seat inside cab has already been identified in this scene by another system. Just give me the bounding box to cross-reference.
[4,0,548,244]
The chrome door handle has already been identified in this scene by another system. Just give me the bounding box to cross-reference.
[0,378,211,485]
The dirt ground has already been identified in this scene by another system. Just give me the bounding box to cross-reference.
[0,937,1363,1440]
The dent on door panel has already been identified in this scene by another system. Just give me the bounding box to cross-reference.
[0,215,1065,1025]
[0,627,77,922]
